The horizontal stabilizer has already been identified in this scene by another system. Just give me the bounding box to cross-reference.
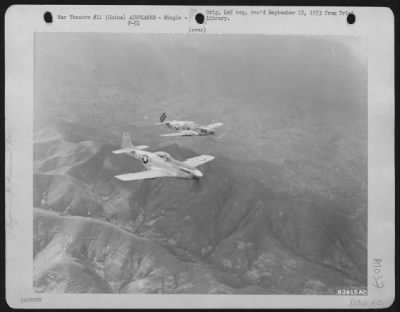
[112,147,136,154]
[183,155,215,168]
[135,145,149,150]
[113,145,148,154]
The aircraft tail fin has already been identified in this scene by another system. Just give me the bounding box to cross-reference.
[121,132,134,149]
[113,132,148,154]
[160,112,167,123]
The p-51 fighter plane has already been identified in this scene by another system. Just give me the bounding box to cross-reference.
[112,132,215,181]
[158,113,224,137]
[157,113,196,131]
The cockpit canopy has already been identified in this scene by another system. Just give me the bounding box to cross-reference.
[154,151,171,161]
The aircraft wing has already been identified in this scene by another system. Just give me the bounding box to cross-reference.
[198,122,224,131]
[183,155,215,168]
[115,168,172,181]
[160,130,198,137]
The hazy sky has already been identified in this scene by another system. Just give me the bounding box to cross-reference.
[35,32,367,123]
[34,33,367,170]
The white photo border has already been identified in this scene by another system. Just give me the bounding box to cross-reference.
[5,5,395,309]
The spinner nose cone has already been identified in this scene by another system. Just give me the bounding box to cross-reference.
[193,169,203,178]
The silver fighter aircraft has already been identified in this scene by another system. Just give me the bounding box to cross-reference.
[112,132,215,181]
[157,112,196,131]
[158,113,223,137]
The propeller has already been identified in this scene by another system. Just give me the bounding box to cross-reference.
[209,129,228,141]
[208,123,229,141]
[190,177,206,192]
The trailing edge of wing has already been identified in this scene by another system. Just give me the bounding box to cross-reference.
[183,155,215,168]
[115,169,172,181]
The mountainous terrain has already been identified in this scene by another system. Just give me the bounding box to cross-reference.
[33,123,366,294]
[33,34,367,293]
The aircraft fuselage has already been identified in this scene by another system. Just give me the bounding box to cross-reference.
[127,150,203,179]
[164,120,196,131]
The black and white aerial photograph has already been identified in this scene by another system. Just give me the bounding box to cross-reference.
[33,33,367,294]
